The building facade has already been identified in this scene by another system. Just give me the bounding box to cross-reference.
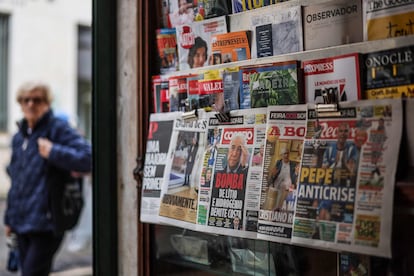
[0,0,92,196]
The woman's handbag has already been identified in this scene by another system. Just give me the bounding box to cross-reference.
[47,164,84,233]
[45,117,85,233]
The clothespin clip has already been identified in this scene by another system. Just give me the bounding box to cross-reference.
[181,108,198,122]
[213,99,231,123]
[315,87,341,118]
[181,98,199,122]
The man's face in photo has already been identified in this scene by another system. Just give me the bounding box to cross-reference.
[337,123,349,145]
[228,137,243,170]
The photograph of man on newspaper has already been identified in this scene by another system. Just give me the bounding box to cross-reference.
[208,134,250,229]
[322,122,359,187]
[266,147,299,212]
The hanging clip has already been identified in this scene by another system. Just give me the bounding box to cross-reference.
[315,87,341,118]
[180,98,199,122]
[181,108,198,122]
[213,99,231,123]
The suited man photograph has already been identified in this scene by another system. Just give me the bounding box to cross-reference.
[184,133,199,186]
[268,148,298,211]
[223,135,249,174]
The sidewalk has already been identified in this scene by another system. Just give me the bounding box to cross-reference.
[0,198,93,275]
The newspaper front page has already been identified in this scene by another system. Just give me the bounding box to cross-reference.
[292,99,402,257]
[196,108,267,238]
[140,112,182,224]
[257,105,307,243]
[158,113,208,230]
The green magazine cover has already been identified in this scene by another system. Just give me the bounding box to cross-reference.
[249,60,302,108]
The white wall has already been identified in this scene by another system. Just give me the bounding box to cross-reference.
[0,0,91,133]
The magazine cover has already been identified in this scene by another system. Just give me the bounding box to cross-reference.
[169,0,226,23]
[176,16,228,71]
[249,60,302,108]
[303,53,362,104]
[152,75,170,113]
[152,75,162,113]
[187,74,201,111]
[363,0,414,41]
[239,62,280,109]
[223,67,241,111]
[211,30,251,64]
[203,0,232,19]
[303,0,363,51]
[160,84,170,113]
[169,74,192,112]
[156,28,179,74]
[250,5,303,58]
[231,0,283,14]
[161,0,170,28]
[291,99,403,258]
[196,108,267,238]
[198,68,225,112]
[362,45,414,99]
[168,0,204,27]
[158,113,208,229]
[140,112,182,224]
[257,105,307,243]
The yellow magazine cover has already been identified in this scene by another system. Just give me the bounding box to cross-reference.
[363,1,414,40]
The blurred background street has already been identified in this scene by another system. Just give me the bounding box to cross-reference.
[0,1,93,274]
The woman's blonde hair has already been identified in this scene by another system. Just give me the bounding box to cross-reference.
[16,81,53,105]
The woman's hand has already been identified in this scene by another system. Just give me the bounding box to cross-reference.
[5,225,12,237]
[37,137,53,158]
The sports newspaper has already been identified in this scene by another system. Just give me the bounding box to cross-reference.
[291,99,402,257]
[257,104,307,243]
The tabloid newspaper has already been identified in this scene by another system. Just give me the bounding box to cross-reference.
[176,16,228,71]
[211,30,251,64]
[363,0,414,41]
[291,99,403,258]
[140,112,182,224]
[303,53,362,104]
[257,105,307,243]
[196,108,267,238]
[250,5,303,58]
[302,0,363,51]
[158,112,208,230]
[362,45,414,99]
